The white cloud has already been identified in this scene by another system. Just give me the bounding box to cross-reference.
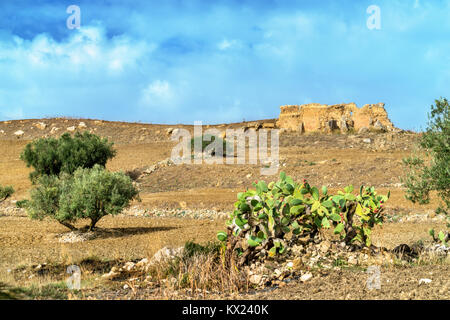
[0,25,159,121]
[217,39,241,51]
[140,80,175,108]
[0,26,154,76]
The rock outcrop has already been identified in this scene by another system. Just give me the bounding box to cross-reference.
[276,102,395,133]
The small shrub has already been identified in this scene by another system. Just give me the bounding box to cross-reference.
[20,131,116,183]
[189,134,228,157]
[0,185,14,203]
[183,241,221,258]
[26,165,139,231]
[16,199,29,208]
[217,171,389,266]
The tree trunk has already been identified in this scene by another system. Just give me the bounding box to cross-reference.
[89,218,99,231]
[59,221,77,231]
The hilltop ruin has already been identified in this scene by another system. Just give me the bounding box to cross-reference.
[276,103,395,133]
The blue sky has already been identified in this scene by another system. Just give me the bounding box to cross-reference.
[0,0,449,130]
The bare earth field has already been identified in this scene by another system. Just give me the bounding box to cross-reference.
[0,118,448,300]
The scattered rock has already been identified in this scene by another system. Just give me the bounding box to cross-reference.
[136,258,149,269]
[363,138,372,144]
[149,246,184,266]
[348,255,358,265]
[123,262,135,272]
[419,278,432,285]
[140,158,175,177]
[249,274,263,285]
[78,122,87,129]
[34,122,47,130]
[292,257,303,270]
[102,270,120,280]
[14,130,24,138]
[300,272,313,282]
[319,240,331,253]
[50,127,60,134]
[67,126,76,132]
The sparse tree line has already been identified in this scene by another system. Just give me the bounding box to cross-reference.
[3,131,139,231]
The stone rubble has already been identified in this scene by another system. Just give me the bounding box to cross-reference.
[122,205,231,220]
[57,230,96,243]
[101,246,184,281]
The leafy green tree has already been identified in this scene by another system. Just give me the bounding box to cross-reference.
[0,185,14,203]
[20,132,116,182]
[27,165,139,231]
[26,174,76,230]
[403,97,449,243]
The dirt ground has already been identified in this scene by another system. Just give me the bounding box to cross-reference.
[0,118,448,300]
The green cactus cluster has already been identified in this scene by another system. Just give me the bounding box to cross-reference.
[217,171,390,265]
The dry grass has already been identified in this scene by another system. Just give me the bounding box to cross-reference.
[148,250,250,295]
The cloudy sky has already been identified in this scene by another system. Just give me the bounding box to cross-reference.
[0,0,448,130]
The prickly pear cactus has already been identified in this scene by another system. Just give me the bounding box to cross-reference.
[217,172,390,265]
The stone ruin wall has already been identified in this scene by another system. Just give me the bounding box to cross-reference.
[276,102,395,133]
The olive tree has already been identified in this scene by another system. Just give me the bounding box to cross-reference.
[27,174,76,230]
[403,97,449,243]
[27,165,139,231]
[20,131,116,182]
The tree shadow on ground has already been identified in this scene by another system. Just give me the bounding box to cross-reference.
[85,226,178,240]
[0,282,22,300]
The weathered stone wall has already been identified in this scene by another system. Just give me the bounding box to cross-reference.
[276,102,395,133]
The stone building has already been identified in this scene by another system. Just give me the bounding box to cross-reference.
[275,102,395,133]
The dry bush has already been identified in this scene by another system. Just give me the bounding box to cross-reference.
[147,247,250,295]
